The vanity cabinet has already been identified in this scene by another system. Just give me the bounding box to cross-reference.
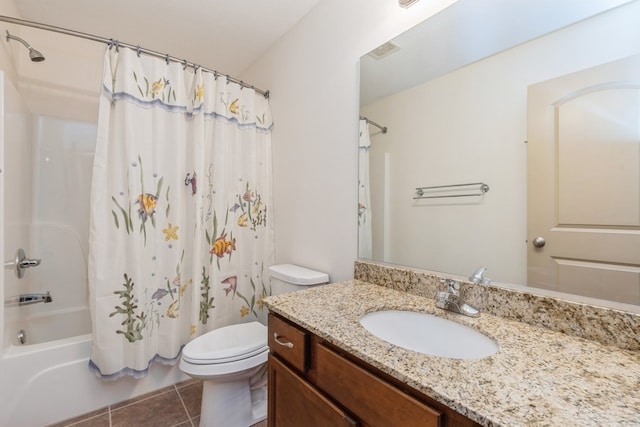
[267,313,480,427]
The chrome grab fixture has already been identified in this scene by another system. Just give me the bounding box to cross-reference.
[435,279,480,318]
[5,291,52,307]
[4,248,41,278]
[469,266,491,285]
[414,182,490,200]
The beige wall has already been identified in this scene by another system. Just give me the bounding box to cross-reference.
[0,0,22,84]
[242,0,457,282]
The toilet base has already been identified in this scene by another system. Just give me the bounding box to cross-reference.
[199,369,267,427]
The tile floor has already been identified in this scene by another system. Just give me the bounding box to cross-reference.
[47,379,268,427]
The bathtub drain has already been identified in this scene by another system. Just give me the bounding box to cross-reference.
[18,329,26,345]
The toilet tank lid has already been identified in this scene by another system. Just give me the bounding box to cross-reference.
[269,264,329,285]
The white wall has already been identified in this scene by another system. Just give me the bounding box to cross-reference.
[0,0,28,352]
[360,1,640,285]
[0,0,22,86]
[241,0,458,282]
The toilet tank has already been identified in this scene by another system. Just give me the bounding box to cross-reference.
[269,264,329,295]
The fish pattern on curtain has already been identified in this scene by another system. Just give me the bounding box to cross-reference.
[358,119,372,259]
[88,46,274,379]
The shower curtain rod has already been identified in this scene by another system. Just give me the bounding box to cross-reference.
[0,14,270,98]
[360,115,387,134]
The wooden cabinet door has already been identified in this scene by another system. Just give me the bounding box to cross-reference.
[315,343,442,427]
[268,354,358,427]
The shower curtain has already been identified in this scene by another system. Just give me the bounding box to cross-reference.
[88,46,274,378]
[358,119,372,258]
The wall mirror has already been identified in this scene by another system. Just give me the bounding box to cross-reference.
[358,0,640,306]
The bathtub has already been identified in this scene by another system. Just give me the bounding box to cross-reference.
[0,331,188,426]
[0,74,189,427]
[3,305,92,347]
[1,236,187,426]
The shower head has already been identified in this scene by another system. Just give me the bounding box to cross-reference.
[5,30,45,62]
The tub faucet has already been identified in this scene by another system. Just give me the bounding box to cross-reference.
[4,291,52,307]
[469,266,491,285]
[435,279,479,318]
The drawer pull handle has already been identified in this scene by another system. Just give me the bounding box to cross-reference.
[273,332,294,349]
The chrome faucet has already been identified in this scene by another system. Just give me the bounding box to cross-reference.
[469,266,491,285]
[435,279,479,317]
[4,248,41,279]
[4,291,53,307]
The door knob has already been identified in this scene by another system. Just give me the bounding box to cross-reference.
[532,237,546,248]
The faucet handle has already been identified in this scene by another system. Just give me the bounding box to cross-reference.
[439,278,459,294]
[469,266,491,285]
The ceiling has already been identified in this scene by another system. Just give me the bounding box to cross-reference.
[360,0,635,105]
[11,0,320,77]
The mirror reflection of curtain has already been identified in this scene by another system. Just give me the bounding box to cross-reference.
[358,119,372,258]
[88,46,274,379]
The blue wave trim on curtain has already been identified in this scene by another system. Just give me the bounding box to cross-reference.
[102,84,274,132]
[88,346,184,380]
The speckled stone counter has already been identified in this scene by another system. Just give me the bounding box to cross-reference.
[264,281,640,427]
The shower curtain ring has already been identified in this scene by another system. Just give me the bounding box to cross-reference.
[114,40,119,52]
[108,39,114,50]
[183,59,187,70]
[136,46,141,57]
[165,54,170,65]
[240,81,244,90]
[213,71,218,80]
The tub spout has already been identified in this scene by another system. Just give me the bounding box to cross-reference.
[19,292,52,305]
[4,292,52,307]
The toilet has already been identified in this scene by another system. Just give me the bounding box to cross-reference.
[179,264,329,427]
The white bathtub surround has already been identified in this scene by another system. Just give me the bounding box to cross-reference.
[0,68,190,426]
[88,47,275,378]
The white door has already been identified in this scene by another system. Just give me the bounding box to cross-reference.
[527,54,640,304]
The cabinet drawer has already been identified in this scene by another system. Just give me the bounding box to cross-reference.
[268,314,308,372]
[315,343,442,427]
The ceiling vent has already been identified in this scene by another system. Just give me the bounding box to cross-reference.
[367,40,401,60]
[399,0,420,8]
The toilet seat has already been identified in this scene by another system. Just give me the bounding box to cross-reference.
[182,321,267,365]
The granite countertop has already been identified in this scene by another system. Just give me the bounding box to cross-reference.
[264,280,640,427]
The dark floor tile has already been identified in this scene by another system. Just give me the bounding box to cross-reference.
[111,384,176,411]
[176,381,203,418]
[47,408,109,427]
[175,377,200,389]
[111,388,190,427]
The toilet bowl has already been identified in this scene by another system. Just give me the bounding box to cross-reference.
[180,264,329,427]
[180,322,269,427]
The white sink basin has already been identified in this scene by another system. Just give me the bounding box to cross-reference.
[359,310,498,359]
